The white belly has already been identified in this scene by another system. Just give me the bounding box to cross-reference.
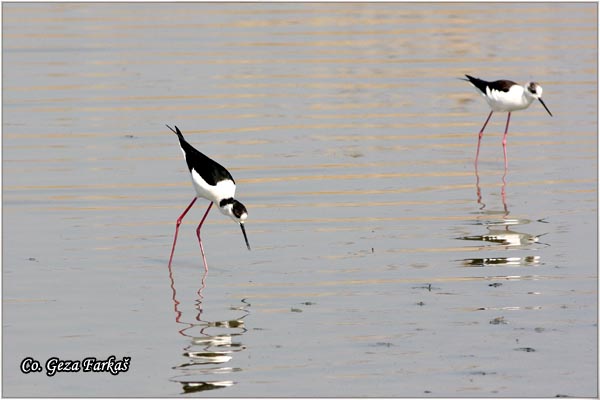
[484,86,533,112]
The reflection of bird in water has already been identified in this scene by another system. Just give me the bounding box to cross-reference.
[471,165,549,247]
[462,166,549,269]
[459,216,549,267]
[461,255,541,267]
[462,74,553,169]
[166,124,250,271]
[459,227,547,247]
[167,262,249,394]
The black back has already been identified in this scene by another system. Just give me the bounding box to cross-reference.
[464,74,517,94]
[167,125,234,186]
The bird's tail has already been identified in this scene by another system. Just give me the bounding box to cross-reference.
[165,124,179,135]
[166,125,186,141]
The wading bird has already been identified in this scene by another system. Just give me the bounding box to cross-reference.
[166,125,250,271]
[463,74,552,169]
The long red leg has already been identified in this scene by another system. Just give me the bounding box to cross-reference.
[168,197,198,268]
[502,112,511,170]
[196,202,214,272]
[475,110,493,168]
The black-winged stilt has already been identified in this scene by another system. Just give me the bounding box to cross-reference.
[166,124,250,271]
[463,74,553,169]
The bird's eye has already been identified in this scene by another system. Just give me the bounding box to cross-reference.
[528,84,537,94]
[232,201,248,218]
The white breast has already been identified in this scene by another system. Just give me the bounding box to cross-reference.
[190,169,236,203]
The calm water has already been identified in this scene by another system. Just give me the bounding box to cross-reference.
[3,3,597,397]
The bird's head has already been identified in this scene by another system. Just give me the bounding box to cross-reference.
[219,198,251,250]
[526,82,553,117]
[525,82,543,99]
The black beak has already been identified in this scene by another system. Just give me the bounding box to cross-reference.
[539,98,553,117]
[240,223,251,250]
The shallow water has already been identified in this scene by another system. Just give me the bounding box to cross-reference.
[2,3,597,397]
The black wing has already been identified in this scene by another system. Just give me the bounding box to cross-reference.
[464,74,517,94]
[167,125,234,186]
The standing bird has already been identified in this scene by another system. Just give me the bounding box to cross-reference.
[166,124,250,271]
[462,74,553,169]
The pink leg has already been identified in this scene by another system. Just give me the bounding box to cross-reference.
[502,112,511,170]
[475,110,493,168]
[168,197,197,268]
[196,202,214,272]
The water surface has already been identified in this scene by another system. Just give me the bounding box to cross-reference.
[3,3,597,397]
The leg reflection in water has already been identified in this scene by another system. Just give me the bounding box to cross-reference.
[167,262,250,393]
[462,165,549,267]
